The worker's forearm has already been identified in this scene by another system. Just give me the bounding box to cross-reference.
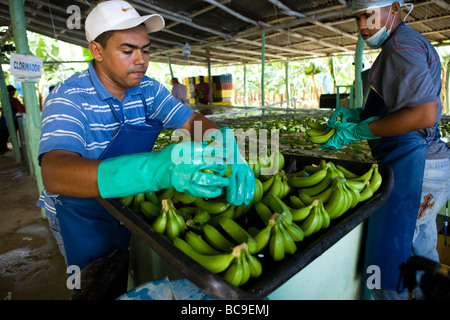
[368,101,438,137]
[181,112,219,142]
[41,150,101,198]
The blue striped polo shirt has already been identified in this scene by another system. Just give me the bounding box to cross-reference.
[37,60,194,218]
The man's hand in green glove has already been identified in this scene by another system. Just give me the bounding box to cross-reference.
[207,127,255,206]
[319,116,381,150]
[98,141,229,199]
[327,107,362,129]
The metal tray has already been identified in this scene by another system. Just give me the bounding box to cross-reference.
[98,154,393,300]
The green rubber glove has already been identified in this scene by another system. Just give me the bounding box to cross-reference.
[327,107,362,129]
[319,116,381,150]
[207,127,255,206]
[98,141,229,199]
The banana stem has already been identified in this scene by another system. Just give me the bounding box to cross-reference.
[232,243,249,258]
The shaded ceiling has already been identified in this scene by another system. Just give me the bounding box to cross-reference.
[1,0,450,66]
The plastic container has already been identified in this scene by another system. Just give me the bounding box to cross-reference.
[98,154,393,300]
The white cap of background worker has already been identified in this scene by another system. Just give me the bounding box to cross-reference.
[85,0,165,42]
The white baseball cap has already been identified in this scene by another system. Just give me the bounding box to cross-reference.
[85,0,165,42]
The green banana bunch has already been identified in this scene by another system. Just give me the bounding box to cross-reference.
[222,243,259,287]
[163,199,185,240]
[173,237,235,274]
[219,217,257,254]
[278,221,297,255]
[324,178,351,220]
[152,208,168,234]
[306,119,327,130]
[287,166,328,188]
[343,181,360,209]
[369,164,382,193]
[300,199,324,237]
[306,127,336,144]
[203,224,235,253]
[185,231,221,255]
[244,248,262,278]
[336,165,358,179]
[194,197,231,214]
[140,200,162,221]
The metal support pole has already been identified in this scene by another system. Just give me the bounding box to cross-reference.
[354,33,365,109]
[167,52,174,80]
[0,57,21,162]
[261,31,265,108]
[9,0,44,197]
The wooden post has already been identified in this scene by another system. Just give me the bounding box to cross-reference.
[261,31,265,109]
[8,0,44,197]
[244,64,248,106]
[354,33,365,109]
[205,48,213,105]
[285,62,290,108]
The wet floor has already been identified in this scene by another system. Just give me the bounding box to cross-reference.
[0,149,71,300]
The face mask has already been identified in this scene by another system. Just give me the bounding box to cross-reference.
[364,5,395,49]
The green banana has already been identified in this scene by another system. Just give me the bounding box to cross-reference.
[279,172,292,199]
[152,209,167,234]
[239,252,251,286]
[336,165,359,179]
[278,221,297,255]
[156,187,174,203]
[163,199,185,239]
[317,200,330,230]
[325,178,350,219]
[208,205,235,227]
[299,168,332,196]
[140,201,162,220]
[343,181,360,209]
[291,202,314,221]
[119,195,134,207]
[262,174,275,193]
[345,179,366,191]
[369,164,382,193]
[298,191,314,206]
[314,203,324,233]
[255,201,273,225]
[359,180,374,202]
[306,128,332,137]
[280,218,304,242]
[300,200,321,237]
[246,178,263,211]
[132,193,145,213]
[267,171,284,198]
[269,223,285,261]
[223,255,243,286]
[285,169,309,178]
[219,217,257,254]
[314,183,334,204]
[194,197,231,214]
[244,249,262,278]
[306,119,327,130]
[304,160,327,174]
[173,190,197,204]
[265,194,293,224]
[193,210,211,224]
[173,237,234,274]
[290,195,306,209]
[287,166,328,188]
[145,191,159,205]
[233,204,246,219]
[254,222,274,253]
[307,128,336,144]
[203,224,234,253]
[185,231,221,255]
[350,167,374,182]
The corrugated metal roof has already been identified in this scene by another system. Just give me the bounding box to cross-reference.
[1,0,450,66]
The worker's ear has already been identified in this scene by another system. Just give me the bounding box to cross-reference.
[391,1,401,17]
[88,41,103,62]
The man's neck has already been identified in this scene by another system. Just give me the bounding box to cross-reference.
[93,63,127,102]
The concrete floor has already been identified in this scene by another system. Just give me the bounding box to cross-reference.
[0,147,71,300]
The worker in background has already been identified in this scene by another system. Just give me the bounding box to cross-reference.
[171,77,188,104]
[322,0,450,299]
[0,85,26,154]
[37,0,254,296]
[194,76,210,104]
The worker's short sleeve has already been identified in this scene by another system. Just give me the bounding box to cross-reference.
[371,46,441,113]
[38,94,89,164]
[146,79,193,128]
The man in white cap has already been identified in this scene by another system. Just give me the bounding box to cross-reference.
[323,1,450,300]
[37,0,254,298]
